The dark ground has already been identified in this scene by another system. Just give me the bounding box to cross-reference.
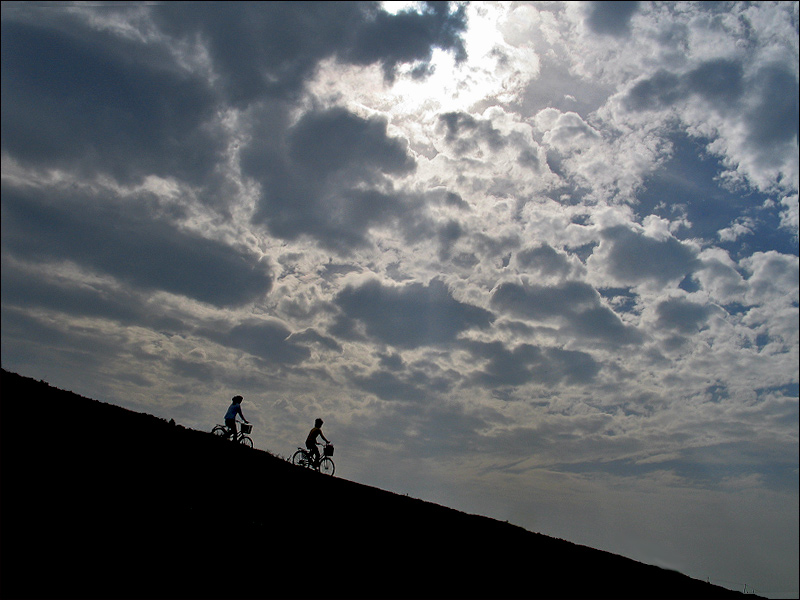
[0,369,756,599]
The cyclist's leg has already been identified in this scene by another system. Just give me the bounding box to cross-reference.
[306,442,319,467]
[225,418,237,440]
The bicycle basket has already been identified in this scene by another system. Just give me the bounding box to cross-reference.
[240,423,253,434]
[324,444,334,456]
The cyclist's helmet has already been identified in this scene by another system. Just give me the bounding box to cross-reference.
[315,418,323,427]
[232,395,243,403]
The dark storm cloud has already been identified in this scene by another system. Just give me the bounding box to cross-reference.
[436,219,464,260]
[242,106,421,253]
[333,278,494,349]
[0,2,473,258]
[516,244,572,277]
[153,1,468,104]
[623,70,686,111]
[624,59,798,162]
[744,64,800,152]
[463,340,601,388]
[437,111,506,154]
[287,107,414,176]
[350,365,455,402]
[655,297,719,334]
[1,256,152,327]
[352,369,424,401]
[2,2,469,192]
[345,1,468,79]
[0,20,223,185]
[491,280,643,345]
[289,328,343,353]
[0,305,122,374]
[1,185,273,308]
[436,111,542,173]
[492,281,598,320]
[202,320,310,365]
[153,2,361,104]
[624,59,744,112]
[685,59,745,105]
[585,1,639,37]
[568,305,643,345]
[348,351,459,402]
[599,225,700,286]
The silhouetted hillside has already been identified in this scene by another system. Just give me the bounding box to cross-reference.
[1,369,754,599]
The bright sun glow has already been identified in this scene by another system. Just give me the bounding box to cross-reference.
[308,3,539,121]
[385,3,539,115]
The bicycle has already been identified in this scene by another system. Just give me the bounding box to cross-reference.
[292,443,335,476]
[212,420,254,448]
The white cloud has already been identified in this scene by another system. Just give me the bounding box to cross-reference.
[1,3,797,596]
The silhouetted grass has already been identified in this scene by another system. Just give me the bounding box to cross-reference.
[0,369,755,599]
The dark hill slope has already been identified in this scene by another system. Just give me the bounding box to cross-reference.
[0,370,751,599]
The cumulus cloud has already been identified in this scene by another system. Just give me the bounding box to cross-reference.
[1,20,223,185]
[464,339,601,388]
[491,280,642,346]
[1,2,796,594]
[1,183,273,308]
[242,106,420,253]
[654,297,720,334]
[515,244,574,278]
[584,1,640,37]
[622,60,798,182]
[623,59,745,113]
[153,1,467,104]
[590,225,700,287]
[333,278,494,349]
[201,319,311,365]
[609,7,799,195]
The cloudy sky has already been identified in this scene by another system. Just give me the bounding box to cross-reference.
[2,1,798,595]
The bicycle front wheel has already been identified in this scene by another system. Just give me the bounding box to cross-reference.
[320,457,335,476]
[292,450,309,468]
[240,436,254,448]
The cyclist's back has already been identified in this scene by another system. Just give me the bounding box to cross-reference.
[224,395,248,440]
[305,418,329,465]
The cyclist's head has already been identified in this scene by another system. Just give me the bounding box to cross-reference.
[315,418,323,427]
[232,395,243,404]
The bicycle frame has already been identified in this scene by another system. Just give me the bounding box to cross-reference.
[212,421,253,447]
[292,444,335,475]
[294,447,312,465]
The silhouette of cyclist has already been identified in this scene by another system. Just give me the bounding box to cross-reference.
[224,395,249,441]
[306,418,329,467]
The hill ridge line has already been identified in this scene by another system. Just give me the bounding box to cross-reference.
[0,369,753,599]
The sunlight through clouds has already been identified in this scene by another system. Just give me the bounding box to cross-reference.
[1,2,797,597]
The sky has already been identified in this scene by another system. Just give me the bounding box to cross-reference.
[1,1,798,596]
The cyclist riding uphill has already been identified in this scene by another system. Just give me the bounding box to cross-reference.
[306,418,330,467]
[224,395,249,441]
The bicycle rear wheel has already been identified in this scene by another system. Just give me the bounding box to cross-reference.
[320,457,335,476]
[212,425,227,438]
[240,436,254,448]
[292,449,309,468]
